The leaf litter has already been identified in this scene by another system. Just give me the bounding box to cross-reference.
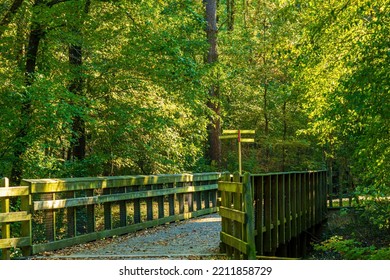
[30,213,227,260]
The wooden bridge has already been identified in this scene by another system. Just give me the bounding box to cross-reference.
[1,170,334,260]
[219,171,327,259]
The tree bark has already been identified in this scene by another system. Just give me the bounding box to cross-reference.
[204,0,221,167]
[69,44,86,160]
[10,0,72,183]
[227,0,235,31]
[68,0,91,161]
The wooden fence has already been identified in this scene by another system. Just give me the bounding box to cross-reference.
[0,172,220,259]
[218,170,328,260]
[0,178,32,259]
[218,173,256,259]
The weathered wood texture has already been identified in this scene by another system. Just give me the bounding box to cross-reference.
[218,170,328,260]
[19,172,220,255]
[0,178,32,260]
[218,173,256,260]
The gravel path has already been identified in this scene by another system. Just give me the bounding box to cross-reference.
[33,213,225,260]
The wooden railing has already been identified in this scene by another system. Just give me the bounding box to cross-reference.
[218,170,328,260]
[218,173,256,259]
[0,178,32,259]
[0,172,220,259]
[327,193,356,209]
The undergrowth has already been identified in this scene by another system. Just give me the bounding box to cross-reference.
[309,208,390,260]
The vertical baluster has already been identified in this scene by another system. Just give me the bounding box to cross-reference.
[103,188,112,230]
[264,175,272,253]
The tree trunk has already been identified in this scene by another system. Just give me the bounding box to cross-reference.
[10,1,44,184]
[69,44,86,160]
[68,0,90,161]
[204,0,221,167]
[227,0,235,31]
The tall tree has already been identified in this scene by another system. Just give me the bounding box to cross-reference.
[296,0,390,228]
[204,0,221,167]
[10,0,44,183]
[68,0,91,161]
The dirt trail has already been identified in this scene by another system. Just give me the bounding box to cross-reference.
[32,213,225,260]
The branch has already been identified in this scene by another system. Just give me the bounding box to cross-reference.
[46,0,70,8]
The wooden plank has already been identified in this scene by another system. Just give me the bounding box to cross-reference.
[285,173,292,242]
[20,190,32,257]
[271,174,278,252]
[322,171,328,221]
[0,237,31,249]
[133,186,141,224]
[243,173,256,260]
[218,173,230,254]
[290,173,297,238]
[305,172,310,229]
[222,129,255,134]
[205,189,210,209]
[298,173,303,229]
[187,192,194,213]
[178,182,185,214]
[86,189,96,232]
[218,206,245,223]
[251,170,327,177]
[320,171,325,219]
[232,173,242,259]
[240,138,255,143]
[315,172,320,224]
[310,172,314,227]
[278,174,286,245]
[103,188,112,230]
[222,129,239,134]
[219,135,238,139]
[195,181,202,211]
[145,185,153,221]
[1,177,11,260]
[225,175,234,257]
[254,175,264,255]
[157,184,165,219]
[218,182,243,194]
[23,172,222,193]
[263,175,272,253]
[119,190,127,228]
[220,232,248,256]
[33,184,218,210]
[0,186,30,198]
[168,183,175,216]
[0,211,31,223]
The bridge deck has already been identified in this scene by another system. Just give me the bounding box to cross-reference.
[30,214,224,260]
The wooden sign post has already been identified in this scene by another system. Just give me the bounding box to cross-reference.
[219,130,255,175]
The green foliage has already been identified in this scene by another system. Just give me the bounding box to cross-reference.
[0,0,210,179]
[294,0,390,228]
[1,1,388,238]
[314,236,390,260]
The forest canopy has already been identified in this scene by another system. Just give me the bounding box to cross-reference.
[0,1,389,226]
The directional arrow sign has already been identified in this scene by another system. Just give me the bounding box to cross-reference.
[219,129,255,174]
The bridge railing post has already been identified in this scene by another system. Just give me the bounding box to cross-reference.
[243,173,256,260]
[1,177,11,260]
